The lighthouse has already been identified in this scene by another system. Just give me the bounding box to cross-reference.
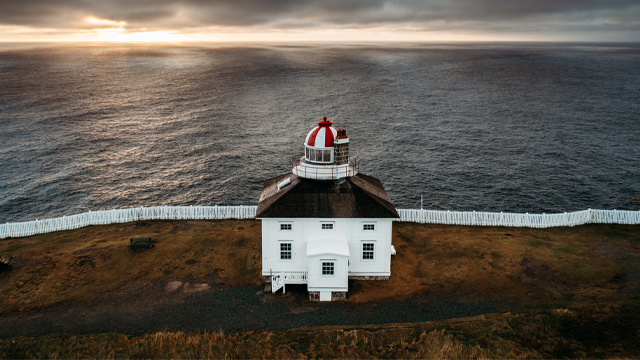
[257,116,399,301]
[291,116,357,180]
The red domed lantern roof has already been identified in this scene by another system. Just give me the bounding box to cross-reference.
[305,116,338,148]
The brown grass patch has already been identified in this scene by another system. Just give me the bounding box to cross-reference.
[1,220,638,313]
[2,303,638,359]
[0,220,261,313]
[348,223,639,306]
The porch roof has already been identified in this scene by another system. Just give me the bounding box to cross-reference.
[306,240,350,257]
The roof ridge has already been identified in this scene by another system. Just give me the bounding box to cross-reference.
[349,175,399,218]
[255,173,300,218]
[256,173,398,218]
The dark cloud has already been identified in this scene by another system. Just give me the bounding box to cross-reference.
[0,0,638,39]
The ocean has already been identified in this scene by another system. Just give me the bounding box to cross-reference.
[1,43,639,223]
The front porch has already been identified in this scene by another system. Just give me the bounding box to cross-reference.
[268,270,308,293]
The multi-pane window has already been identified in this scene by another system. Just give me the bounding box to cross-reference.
[280,223,292,231]
[363,224,375,231]
[363,243,375,260]
[321,223,333,230]
[322,262,335,275]
[305,147,333,163]
[280,243,292,260]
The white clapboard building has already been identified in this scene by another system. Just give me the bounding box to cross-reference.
[256,117,399,301]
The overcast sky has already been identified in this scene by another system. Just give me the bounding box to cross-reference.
[1,0,639,42]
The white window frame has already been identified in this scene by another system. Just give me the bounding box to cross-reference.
[321,261,335,276]
[279,222,292,231]
[305,145,334,164]
[362,241,375,261]
[321,222,334,230]
[279,241,292,260]
[363,223,376,231]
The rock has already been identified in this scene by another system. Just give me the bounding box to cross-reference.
[164,281,183,296]
[0,255,10,265]
[182,282,210,294]
[193,283,210,292]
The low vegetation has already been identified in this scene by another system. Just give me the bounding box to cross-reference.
[352,222,639,306]
[0,220,638,358]
[0,220,262,313]
[2,303,638,359]
[1,220,639,312]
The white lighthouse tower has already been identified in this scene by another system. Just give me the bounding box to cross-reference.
[257,116,398,301]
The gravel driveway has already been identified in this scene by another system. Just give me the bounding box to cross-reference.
[0,281,501,339]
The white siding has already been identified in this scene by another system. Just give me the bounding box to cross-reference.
[307,256,349,291]
[261,218,393,279]
[347,219,392,277]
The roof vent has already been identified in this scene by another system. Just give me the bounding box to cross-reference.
[277,177,291,189]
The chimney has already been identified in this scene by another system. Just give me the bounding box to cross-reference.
[333,129,349,165]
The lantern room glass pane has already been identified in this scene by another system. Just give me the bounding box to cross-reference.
[305,147,334,163]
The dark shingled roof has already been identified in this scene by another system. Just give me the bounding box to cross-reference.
[256,173,399,218]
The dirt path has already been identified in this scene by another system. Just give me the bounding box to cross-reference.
[0,280,501,339]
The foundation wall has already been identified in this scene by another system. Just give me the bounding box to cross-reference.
[308,291,347,301]
[349,275,390,280]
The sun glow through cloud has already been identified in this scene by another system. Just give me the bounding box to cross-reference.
[0,1,637,43]
[74,16,190,42]
[84,16,126,27]
[90,29,191,42]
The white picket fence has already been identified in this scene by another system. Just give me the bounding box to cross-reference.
[396,209,640,227]
[0,206,639,239]
[0,205,257,239]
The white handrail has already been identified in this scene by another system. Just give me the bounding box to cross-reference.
[0,206,639,238]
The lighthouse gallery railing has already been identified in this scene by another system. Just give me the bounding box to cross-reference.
[0,206,638,238]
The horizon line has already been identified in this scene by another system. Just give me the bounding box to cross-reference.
[2,40,639,45]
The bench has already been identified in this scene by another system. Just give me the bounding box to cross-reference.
[129,237,154,249]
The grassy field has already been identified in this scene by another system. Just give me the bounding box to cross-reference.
[2,303,638,359]
[0,220,638,358]
[1,220,638,312]
[0,219,262,313]
[353,221,639,306]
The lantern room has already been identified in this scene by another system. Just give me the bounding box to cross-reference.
[304,117,337,164]
[292,117,358,180]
